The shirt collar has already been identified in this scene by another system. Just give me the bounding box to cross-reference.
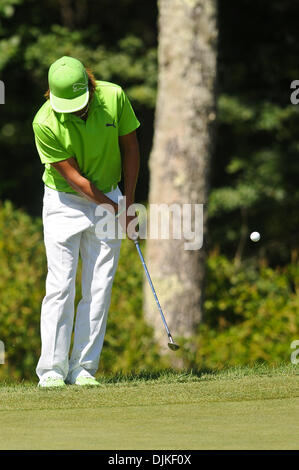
[55,92,101,124]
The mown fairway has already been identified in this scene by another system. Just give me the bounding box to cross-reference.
[0,366,298,450]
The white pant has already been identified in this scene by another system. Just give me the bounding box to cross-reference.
[36,185,122,382]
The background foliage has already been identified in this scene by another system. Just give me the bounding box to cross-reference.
[0,203,297,380]
[0,0,298,379]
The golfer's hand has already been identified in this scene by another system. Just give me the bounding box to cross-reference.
[118,209,139,241]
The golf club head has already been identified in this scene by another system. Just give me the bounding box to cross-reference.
[168,342,180,351]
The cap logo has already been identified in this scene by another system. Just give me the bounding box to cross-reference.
[72,81,88,92]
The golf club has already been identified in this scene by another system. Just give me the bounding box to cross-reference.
[134,239,180,351]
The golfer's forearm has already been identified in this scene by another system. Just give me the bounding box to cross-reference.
[68,176,118,213]
[122,151,140,204]
[51,159,118,213]
[119,131,140,205]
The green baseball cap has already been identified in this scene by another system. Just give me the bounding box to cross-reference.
[48,56,89,113]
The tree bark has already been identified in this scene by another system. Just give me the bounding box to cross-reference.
[144,0,218,347]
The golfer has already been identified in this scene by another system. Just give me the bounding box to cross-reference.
[32,56,140,387]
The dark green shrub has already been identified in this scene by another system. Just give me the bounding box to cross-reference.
[177,251,299,369]
[0,201,45,380]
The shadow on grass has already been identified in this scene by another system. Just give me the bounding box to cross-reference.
[98,367,218,384]
[1,362,294,388]
[97,362,296,384]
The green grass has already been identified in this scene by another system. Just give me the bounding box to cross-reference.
[0,365,298,450]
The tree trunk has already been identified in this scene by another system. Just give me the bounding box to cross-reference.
[144,0,218,348]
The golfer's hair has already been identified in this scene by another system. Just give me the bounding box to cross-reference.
[44,68,97,101]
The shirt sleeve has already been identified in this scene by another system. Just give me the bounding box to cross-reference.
[32,123,72,164]
[117,88,140,136]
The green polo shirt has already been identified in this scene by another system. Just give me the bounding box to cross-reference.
[32,80,140,194]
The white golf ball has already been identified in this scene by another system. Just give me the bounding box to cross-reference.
[250,231,260,242]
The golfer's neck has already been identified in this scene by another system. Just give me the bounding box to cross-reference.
[73,105,89,120]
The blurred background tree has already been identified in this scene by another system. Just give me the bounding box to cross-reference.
[144,0,217,345]
[210,0,299,266]
[0,0,158,213]
[1,0,299,264]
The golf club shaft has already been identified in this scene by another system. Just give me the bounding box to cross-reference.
[134,240,173,341]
